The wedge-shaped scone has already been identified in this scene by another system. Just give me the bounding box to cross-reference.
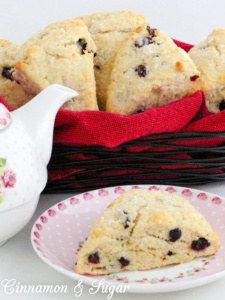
[106,25,200,115]
[75,189,220,275]
[0,40,32,109]
[82,11,146,110]
[13,19,98,111]
[189,28,225,113]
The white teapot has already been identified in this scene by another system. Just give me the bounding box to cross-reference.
[0,84,77,246]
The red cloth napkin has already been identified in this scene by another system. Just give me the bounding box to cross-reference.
[53,90,208,148]
[0,39,225,185]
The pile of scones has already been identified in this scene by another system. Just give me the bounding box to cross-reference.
[0,10,225,115]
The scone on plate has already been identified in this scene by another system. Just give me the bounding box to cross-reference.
[189,28,225,113]
[13,18,98,111]
[75,189,220,275]
[0,40,32,110]
[82,11,146,110]
[106,25,200,115]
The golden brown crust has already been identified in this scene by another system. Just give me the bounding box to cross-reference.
[176,61,186,72]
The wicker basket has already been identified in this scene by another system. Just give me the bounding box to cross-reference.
[45,131,225,193]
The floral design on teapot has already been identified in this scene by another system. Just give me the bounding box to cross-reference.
[0,158,17,203]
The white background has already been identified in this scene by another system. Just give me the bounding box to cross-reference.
[1,0,225,45]
[0,0,225,299]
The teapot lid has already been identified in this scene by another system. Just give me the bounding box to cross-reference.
[0,103,11,131]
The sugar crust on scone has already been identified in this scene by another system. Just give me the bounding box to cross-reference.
[189,28,225,113]
[106,25,200,115]
[75,189,220,275]
[82,11,146,110]
[13,19,98,111]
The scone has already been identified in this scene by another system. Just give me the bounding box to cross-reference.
[0,40,32,110]
[82,11,146,110]
[189,28,225,113]
[13,19,98,111]
[106,25,200,115]
[75,189,220,275]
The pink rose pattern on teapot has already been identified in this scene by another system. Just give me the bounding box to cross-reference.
[0,158,16,203]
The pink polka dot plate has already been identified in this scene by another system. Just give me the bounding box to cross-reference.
[31,185,225,293]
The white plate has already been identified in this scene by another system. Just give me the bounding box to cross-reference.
[31,185,225,293]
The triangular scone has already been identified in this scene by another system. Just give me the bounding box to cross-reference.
[189,29,225,113]
[106,25,200,115]
[75,189,220,275]
[0,40,32,109]
[13,19,98,111]
[82,11,146,110]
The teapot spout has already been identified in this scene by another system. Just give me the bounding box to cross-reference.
[13,84,78,165]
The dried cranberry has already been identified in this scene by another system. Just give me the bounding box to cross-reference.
[169,228,182,242]
[219,100,225,111]
[118,257,130,268]
[88,252,100,264]
[147,26,155,37]
[122,211,130,229]
[124,217,130,229]
[191,238,210,251]
[82,43,87,53]
[134,40,143,48]
[77,39,88,54]
[135,65,147,77]
[137,108,146,113]
[88,50,95,55]
[167,251,174,256]
[135,36,154,48]
[82,44,95,56]
[145,37,154,45]
[190,75,199,81]
[2,66,14,81]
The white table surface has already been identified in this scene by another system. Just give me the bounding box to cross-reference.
[1,0,225,299]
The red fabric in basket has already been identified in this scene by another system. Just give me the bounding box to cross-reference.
[1,39,225,184]
[53,90,209,148]
[52,40,225,149]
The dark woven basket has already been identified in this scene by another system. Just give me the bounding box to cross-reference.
[45,131,225,193]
